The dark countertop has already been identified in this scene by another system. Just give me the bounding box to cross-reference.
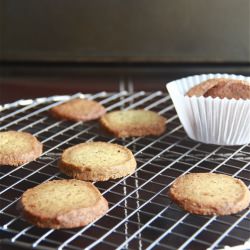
[1,62,250,104]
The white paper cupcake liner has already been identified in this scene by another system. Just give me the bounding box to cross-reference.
[166,74,250,145]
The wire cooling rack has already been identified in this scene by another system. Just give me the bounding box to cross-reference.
[0,91,250,250]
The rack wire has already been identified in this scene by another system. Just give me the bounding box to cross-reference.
[0,91,249,250]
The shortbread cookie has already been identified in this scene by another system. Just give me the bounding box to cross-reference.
[169,173,250,215]
[59,142,136,181]
[0,131,43,166]
[50,99,106,122]
[18,179,108,229]
[100,109,166,137]
[186,78,250,100]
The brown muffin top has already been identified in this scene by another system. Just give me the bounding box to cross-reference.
[186,78,250,100]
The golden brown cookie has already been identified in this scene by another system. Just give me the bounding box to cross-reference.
[169,173,250,215]
[59,142,136,181]
[50,98,106,122]
[0,131,43,166]
[186,78,250,100]
[100,109,166,138]
[18,179,108,229]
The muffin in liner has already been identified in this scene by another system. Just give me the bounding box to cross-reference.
[166,74,250,145]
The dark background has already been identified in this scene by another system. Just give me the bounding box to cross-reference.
[1,0,250,103]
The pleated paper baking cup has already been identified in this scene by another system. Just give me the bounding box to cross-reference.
[166,74,250,145]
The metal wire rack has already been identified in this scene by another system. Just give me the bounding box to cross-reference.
[0,91,249,250]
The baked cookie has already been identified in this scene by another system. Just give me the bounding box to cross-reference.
[186,78,250,100]
[59,142,136,181]
[0,131,43,166]
[18,179,108,229]
[50,98,106,122]
[169,173,250,215]
[100,109,166,137]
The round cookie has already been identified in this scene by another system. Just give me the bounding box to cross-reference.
[169,173,250,216]
[0,131,43,166]
[18,179,108,229]
[50,98,106,122]
[100,109,166,138]
[59,142,137,181]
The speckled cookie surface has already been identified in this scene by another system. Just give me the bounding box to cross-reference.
[100,109,166,138]
[169,173,250,215]
[50,99,106,122]
[59,142,137,181]
[0,131,43,166]
[186,78,250,100]
[18,179,108,229]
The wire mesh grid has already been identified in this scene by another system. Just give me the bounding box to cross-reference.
[0,91,250,250]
